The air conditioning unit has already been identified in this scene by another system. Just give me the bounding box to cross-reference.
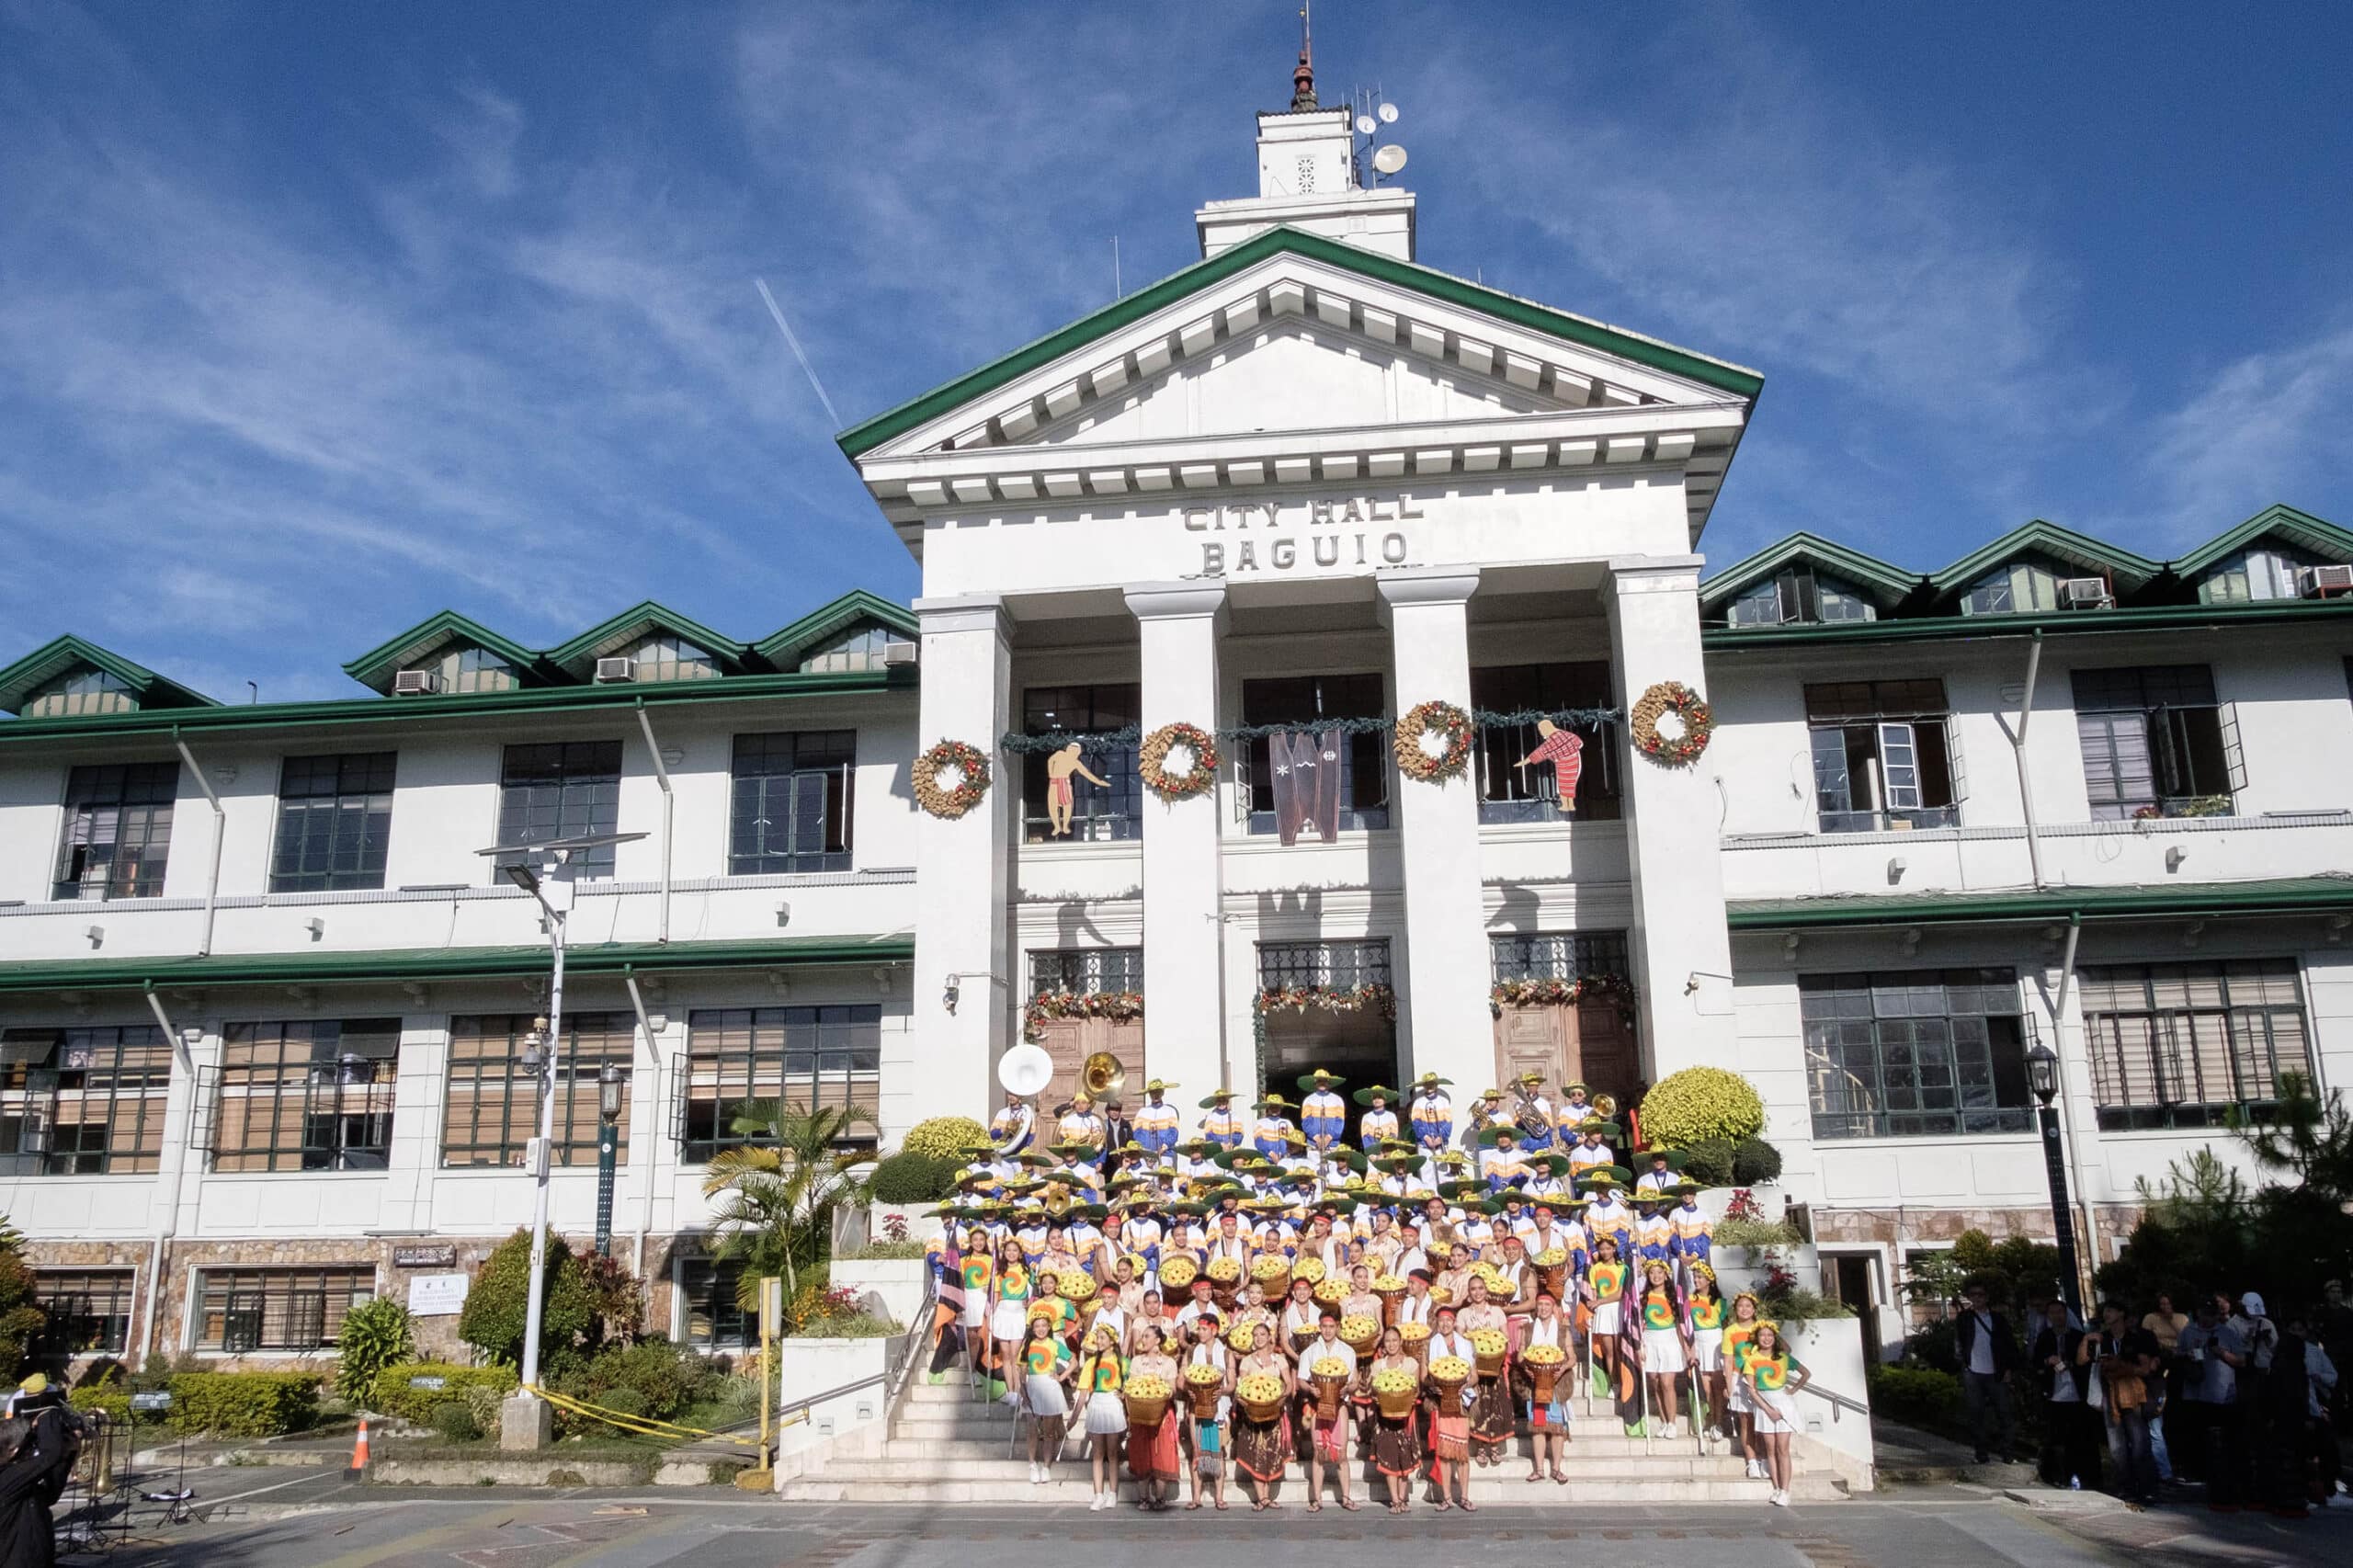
[594,657,637,683]
[2059,577,2112,609]
[391,668,441,696]
[2301,563,2353,597]
[881,641,919,666]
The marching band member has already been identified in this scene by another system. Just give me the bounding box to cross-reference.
[1634,1147,1680,1197]
[1134,1079,1183,1158]
[1407,1073,1454,1155]
[1199,1087,1245,1151]
[1354,1084,1400,1150]
[1512,1071,1560,1151]
[1668,1182,1714,1266]
[1634,1195,1673,1264]
[1567,1119,1615,1176]
[1559,1081,1595,1122]
[1250,1094,1297,1158]
[1478,1123,1531,1190]
[992,1088,1036,1155]
[1299,1069,1348,1151]
[1058,1093,1106,1151]
[1584,1174,1635,1261]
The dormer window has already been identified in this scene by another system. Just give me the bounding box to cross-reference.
[1724,567,1877,627]
[621,633,717,682]
[2199,544,2326,603]
[799,624,896,673]
[23,667,138,718]
[410,644,517,694]
[1958,559,2099,615]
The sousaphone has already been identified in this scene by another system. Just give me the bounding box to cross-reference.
[1082,1051,1127,1100]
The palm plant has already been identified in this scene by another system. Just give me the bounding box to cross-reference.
[699,1100,879,1310]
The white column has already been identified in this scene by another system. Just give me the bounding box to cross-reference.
[1378,570,1493,1094]
[1605,558,1738,1077]
[910,595,1014,1128]
[1125,583,1230,1091]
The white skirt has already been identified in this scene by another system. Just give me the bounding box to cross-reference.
[1726,1373,1754,1415]
[1592,1301,1621,1336]
[1084,1391,1129,1436]
[1751,1387,1799,1436]
[1641,1327,1688,1375]
[1693,1334,1722,1374]
[991,1301,1029,1341]
[1026,1375,1069,1418]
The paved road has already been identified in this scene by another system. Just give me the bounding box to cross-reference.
[51,1478,2353,1568]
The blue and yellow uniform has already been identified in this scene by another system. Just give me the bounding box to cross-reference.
[1199,1101,1245,1150]
[1134,1096,1181,1155]
[1408,1089,1453,1149]
[1251,1114,1296,1159]
[1669,1198,1713,1263]
[1357,1103,1399,1149]
[1584,1197,1634,1261]
[1300,1087,1347,1147]
[1635,1210,1673,1264]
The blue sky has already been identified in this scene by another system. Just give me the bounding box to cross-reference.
[3,0,2348,703]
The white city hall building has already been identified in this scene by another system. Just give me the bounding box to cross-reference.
[2,89,2348,1376]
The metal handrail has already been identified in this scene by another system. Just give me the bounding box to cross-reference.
[1798,1380,1870,1422]
[775,1269,937,1428]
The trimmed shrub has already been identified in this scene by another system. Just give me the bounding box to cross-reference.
[1867,1363,1963,1429]
[1639,1067,1767,1149]
[1732,1137,1784,1186]
[1681,1138,1736,1187]
[335,1298,415,1402]
[68,1383,131,1425]
[459,1229,632,1376]
[368,1362,518,1425]
[900,1116,991,1162]
[167,1372,320,1437]
[571,1338,706,1422]
[429,1401,481,1442]
[870,1152,956,1205]
[595,1387,649,1421]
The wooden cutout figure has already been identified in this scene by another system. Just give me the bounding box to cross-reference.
[1045,742,1110,836]
[1518,718,1585,811]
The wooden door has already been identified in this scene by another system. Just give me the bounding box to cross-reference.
[1492,1005,1571,1092]
[1029,1017,1147,1110]
[1571,996,1641,1108]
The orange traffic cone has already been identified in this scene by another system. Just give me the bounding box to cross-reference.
[346,1416,370,1475]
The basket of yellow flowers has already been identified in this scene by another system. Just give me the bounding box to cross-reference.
[1124,1372,1173,1429]
[1521,1339,1566,1403]
[1307,1356,1353,1419]
[1158,1256,1199,1291]
[1470,1327,1509,1379]
[1235,1371,1289,1425]
[1371,1366,1423,1421]
[1339,1312,1381,1353]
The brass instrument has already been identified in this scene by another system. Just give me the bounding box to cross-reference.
[1592,1092,1620,1121]
[1082,1051,1127,1100]
[1045,1187,1074,1221]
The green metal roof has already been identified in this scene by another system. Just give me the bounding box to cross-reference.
[1726,877,2353,930]
[1701,594,2353,651]
[0,665,910,747]
[340,610,553,695]
[0,934,915,996]
[2168,503,2353,580]
[0,636,220,716]
[753,589,918,667]
[1927,520,2165,596]
[541,601,756,679]
[1698,532,1923,611]
[835,225,1764,460]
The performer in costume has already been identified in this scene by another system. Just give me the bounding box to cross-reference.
[1125,1323,1182,1511]
[1668,1182,1713,1267]
[1585,1237,1630,1409]
[1634,1196,1673,1264]
[1366,1324,1424,1514]
[1134,1080,1182,1158]
[1744,1321,1811,1507]
[1584,1175,1635,1260]
[1199,1088,1245,1151]
[1516,1290,1575,1483]
[1407,1073,1454,1154]
[1558,1081,1595,1124]
[1230,1323,1295,1511]
[1354,1085,1400,1151]
[1723,1290,1765,1477]
[1181,1310,1232,1510]
[1021,1310,1074,1483]
[1057,1094,1106,1152]
[1634,1147,1680,1197]
[1456,1275,1514,1465]
[1296,1310,1359,1511]
[1423,1305,1476,1512]
[991,1089,1036,1155]
[1567,1119,1615,1175]
[1076,1322,1131,1511]
[983,1241,1022,1398]
[1512,1072,1560,1151]
[1479,1124,1532,1190]
[1250,1095,1297,1159]
[1637,1259,1692,1437]
[1298,1070,1347,1151]
[1686,1264,1730,1441]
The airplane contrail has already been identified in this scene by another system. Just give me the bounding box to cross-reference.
[753,276,842,429]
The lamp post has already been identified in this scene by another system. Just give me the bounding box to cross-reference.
[2027,1041,2084,1318]
[475,831,643,1450]
[595,1062,623,1257]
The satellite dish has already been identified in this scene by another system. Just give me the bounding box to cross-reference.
[998,1042,1053,1096]
[1378,101,1400,124]
[1372,143,1409,176]
[1355,114,1377,135]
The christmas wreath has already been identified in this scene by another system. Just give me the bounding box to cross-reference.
[1392,699,1475,782]
[1489,974,1639,1015]
[1629,681,1713,766]
[912,739,992,819]
[1139,722,1220,800]
[1023,988,1145,1041]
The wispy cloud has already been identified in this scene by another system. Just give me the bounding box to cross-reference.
[2143,321,2353,545]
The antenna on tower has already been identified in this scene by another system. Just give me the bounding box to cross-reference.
[1291,0,1318,110]
[1351,84,1408,186]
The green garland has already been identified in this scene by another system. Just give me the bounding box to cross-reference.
[1000,707,1618,755]
[1022,988,1145,1042]
[1253,983,1398,1020]
[1488,973,1639,1015]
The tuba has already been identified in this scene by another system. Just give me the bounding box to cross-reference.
[1045,1187,1074,1221]
[1083,1051,1127,1100]
[1592,1092,1619,1121]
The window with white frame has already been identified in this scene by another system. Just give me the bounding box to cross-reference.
[2080,959,2314,1131]
[422,643,518,693]
[798,624,897,673]
[2071,665,2242,820]
[52,761,177,901]
[2198,545,2327,603]
[1723,567,1878,627]
[1959,559,2075,615]
[1806,679,1963,832]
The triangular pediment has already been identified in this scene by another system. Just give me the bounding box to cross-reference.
[841,227,1757,465]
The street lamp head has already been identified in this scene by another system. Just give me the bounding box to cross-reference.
[2027,1042,2059,1107]
[501,862,541,894]
[598,1061,623,1122]
[519,1016,551,1074]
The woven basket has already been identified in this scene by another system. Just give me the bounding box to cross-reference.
[1529,1363,1562,1405]
[1474,1343,1507,1379]
[1235,1389,1288,1425]
[1310,1375,1349,1421]
[1373,1381,1421,1421]
[1374,1285,1406,1327]
[1124,1390,1171,1428]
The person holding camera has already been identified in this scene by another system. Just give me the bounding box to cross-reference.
[1954,1281,2020,1464]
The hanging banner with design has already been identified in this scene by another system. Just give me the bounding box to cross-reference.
[1269,728,1342,846]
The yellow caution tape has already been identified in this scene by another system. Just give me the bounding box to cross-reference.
[523,1384,805,1447]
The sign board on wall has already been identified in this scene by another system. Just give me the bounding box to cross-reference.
[392,1244,459,1268]
[407,1272,471,1317]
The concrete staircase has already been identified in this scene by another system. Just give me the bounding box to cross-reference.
[775,1378,1843,1504]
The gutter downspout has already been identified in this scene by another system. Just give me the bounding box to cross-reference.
[634,702,674,945]
[624,970,661,1299]
[170,729,226,956]
[139,984,190,1364]
[2049,913,2101,1302]
[2009,631,2047,891]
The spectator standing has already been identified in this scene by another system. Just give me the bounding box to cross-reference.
[2178,1293,2250,1510]
[2032,1298,2102,1491]
[1954,1281,2020,1464]
[2085,1301,2160,1504]
[2142,1291,2189,1481]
